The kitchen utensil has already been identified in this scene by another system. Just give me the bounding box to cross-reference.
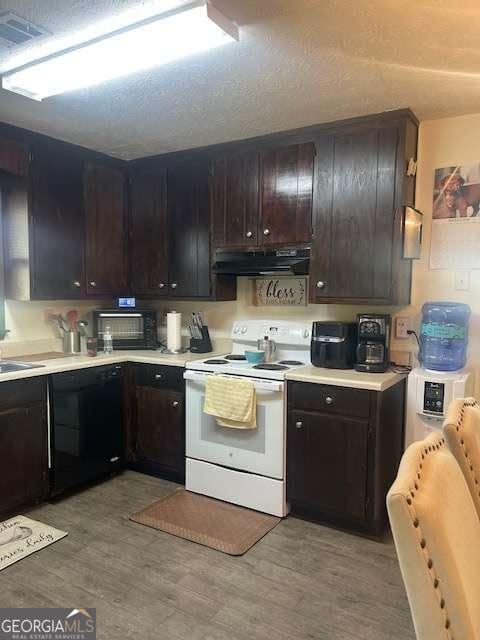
[245,350,265,364]
[66,310,78,331]
[256,336,276,363]
[189,324,213,354]
[63,330,81,355]
[58,315,69,333]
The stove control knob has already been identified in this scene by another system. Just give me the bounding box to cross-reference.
[241,327,247,334]
[233,326,239,334]
[303,329,310,338]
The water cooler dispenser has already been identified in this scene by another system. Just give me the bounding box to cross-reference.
[405,301,474,445]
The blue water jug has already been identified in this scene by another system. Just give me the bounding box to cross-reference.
[420,302,471,371]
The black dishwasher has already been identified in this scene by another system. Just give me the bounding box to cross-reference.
[50,365,124,496]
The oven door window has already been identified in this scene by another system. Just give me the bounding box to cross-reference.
[98,317,144,342]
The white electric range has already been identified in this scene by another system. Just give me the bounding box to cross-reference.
[184,320,311,516]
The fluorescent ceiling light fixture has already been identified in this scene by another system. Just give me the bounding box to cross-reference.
[1,1,238,101]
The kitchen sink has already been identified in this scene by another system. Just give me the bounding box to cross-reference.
[0,361,45,373]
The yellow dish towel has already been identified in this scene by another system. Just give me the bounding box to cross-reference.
[204,375,257,429]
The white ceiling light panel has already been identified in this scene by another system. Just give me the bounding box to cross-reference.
[1,1,239,101]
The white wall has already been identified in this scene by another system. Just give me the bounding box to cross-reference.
[389,113,480,392]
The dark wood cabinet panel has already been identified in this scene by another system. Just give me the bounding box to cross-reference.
[129,170,169,296]
[287,379,406,535]
[0,136,29,176]
[167,160,211,298]
[287,410,369,521]
[29,145,85,299]
[126,364,185,482]
[84,163,127,296]
[212,150,259,248]
[309,124,409,304]
[133,387,184,477]
[260,143,314,246]
[0,377,48,520]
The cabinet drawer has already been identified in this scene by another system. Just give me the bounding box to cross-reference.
[129,363,184,391]
[288,381,371,419]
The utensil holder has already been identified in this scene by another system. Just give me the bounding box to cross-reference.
[189,326,213,354]
[63,330,81,355]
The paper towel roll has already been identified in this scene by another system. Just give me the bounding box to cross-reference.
[167,311,182,352]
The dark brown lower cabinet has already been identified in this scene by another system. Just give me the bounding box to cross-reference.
[0,377,48,520]
[287,379,406,536]
[126,364,185,482]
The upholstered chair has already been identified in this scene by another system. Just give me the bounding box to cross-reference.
[387,432,480,640]
[443,397,480,521]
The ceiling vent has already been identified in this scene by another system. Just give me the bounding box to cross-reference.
[0,12,48,48]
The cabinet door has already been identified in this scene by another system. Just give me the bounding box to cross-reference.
[212,150,259,248]
[84,163,127,295]
[0,136,29,176]
[129,170,169,296]
[30,146,85,298]
[167,160,210,298]
[310,127,398,302]
[0,404,48,517]
[287,410,369,521]
[260,143,314,246]
[133,386,184,477]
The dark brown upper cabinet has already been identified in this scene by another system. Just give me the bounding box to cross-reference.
[4,142,86,300]
[260,142,315,246]
[212,150,260,248]
[84,162,128,296]
[166,159,211,298]
[309,113,417,305]
[129,169,169,296]
[0,136,29,177]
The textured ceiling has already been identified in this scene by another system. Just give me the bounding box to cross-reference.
[0,0,479,159]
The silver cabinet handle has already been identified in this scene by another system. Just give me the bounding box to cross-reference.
[316,281,326,289]
[246,231,253,238]
[155,373,163,380]
[172,401,180,408]
[325,396,334,406]
[158,283,165,289]
[73,281,81,288]
[263,228,270,236]
[295,420,303,429]
[170,283,178,289]
[89,281,97,288]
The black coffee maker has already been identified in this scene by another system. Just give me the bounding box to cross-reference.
[355,314,391,373]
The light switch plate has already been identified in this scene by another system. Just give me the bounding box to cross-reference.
[455,270,470,291]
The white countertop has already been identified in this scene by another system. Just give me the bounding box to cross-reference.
[285,366,406,392]
[0,350,406,392]
[0,350,222,383]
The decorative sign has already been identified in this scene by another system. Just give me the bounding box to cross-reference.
[431,163,480,269]
[252,277,307,307]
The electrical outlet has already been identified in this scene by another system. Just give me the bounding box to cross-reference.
[395,317,410,339]
[455,270,470,291]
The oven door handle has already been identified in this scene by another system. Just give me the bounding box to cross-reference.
[183,370,284,392]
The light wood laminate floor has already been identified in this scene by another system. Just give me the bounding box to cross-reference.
[0,471,415,640]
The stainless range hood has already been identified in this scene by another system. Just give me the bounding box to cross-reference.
[212,248,310,276]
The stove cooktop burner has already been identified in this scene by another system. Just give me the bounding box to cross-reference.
[253,363,289,371]
[204,359,230,365]
[224,354,247,361]
[278,360,305,366]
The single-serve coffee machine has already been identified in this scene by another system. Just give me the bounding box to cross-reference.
[355,314,391,373]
